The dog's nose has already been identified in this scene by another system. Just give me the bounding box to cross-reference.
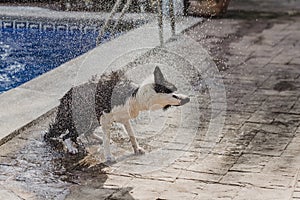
[181,97,190,105]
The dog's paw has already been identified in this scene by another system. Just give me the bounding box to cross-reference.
[105,156,116,164]
[63,139,79,154]
[134,147,145,155]
[68,147,79,154]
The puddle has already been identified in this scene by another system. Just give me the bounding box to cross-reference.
[0,114,132,199]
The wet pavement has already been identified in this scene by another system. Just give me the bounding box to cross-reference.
[1,0,300,199]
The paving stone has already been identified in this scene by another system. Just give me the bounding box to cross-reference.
[142,167,182,182]
[0,183,37,200]
[290,100,300,114]
[104,174,133,188]
[262,156,299,177]
[224,81,257,93]
[159,191,197,200]
[290,57,300,65]
[172,160,193,170]
[187,154,236,175]
[195,193,233,200]
[226,63,256,76]
[260,30,288,47]
[127,179,172,200]
[245,56,272,67]
[271,53,294,64]
[106,187,137,200]
[238,91,268,105]
[226,54,248,68]
[255,122,297,137]
[178,169,222,183]
[194,183,241,200]
[0,187,22,200]
[174,178,206,192]
[212,124,259,156]
[66,187,118,200]
[221,171,294,189]
[274,113,300,130]
[265,64,300,79]
[260,74,300,93]
[212,140,244,156]
[247,111,276,124]
[259,95,298,113]
[227,102,261,114]
[244,131,292,156]
[230,154,271,173]
[294,192,300,198]
[159,184,198,200]
[225,112,252,126]
[234,186,293,200]
[250,45,283,58]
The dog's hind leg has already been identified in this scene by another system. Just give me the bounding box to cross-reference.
[62,123,79,154]
[123,121,145,155]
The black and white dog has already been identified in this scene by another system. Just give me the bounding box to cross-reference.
[44,67,190,162]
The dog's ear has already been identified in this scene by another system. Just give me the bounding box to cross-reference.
[154,66,165,84]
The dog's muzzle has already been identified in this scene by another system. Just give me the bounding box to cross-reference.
[180,97,190,105]
[173,94,190,106]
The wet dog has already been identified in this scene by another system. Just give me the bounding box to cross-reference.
[44,67,190,162]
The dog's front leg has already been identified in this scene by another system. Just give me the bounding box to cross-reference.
[103,123,115,162]
[100,116,115,163]
[123,121,145,155]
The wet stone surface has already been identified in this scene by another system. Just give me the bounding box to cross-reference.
[1,1,300,199]
[0,113,135,199]
[0,115,71,199]
[0,66,206,199]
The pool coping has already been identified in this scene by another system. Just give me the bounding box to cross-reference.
[0,6,154,23]
[0,7,202,146]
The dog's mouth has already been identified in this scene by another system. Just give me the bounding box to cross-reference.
[163,105,172,111]
[172,94,190,106]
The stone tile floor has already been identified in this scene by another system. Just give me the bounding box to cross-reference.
[0,0,300,199]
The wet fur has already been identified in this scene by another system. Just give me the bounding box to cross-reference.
[44,67,190,162]
[45,71,126,143]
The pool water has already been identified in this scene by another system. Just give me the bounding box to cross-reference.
[0,27,116,94]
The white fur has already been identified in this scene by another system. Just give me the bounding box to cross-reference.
[64,138,78,154]
[63,68,189,163]
[100,83,185,162]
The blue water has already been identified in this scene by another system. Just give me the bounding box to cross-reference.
[0,27,115,94]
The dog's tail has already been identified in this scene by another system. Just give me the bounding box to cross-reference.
[44,121,66,142]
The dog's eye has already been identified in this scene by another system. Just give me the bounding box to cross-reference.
[154,84,173,94]
[172,95,180,99]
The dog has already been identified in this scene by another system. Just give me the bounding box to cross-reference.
[44,66,190,162]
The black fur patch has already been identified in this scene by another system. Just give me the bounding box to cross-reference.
[45,70,138,142]
[131,87,139,97]
[154,83,177,94]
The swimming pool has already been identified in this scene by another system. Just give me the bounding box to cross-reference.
[0,18,140,94]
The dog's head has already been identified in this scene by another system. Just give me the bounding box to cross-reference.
[138,67,190,111]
